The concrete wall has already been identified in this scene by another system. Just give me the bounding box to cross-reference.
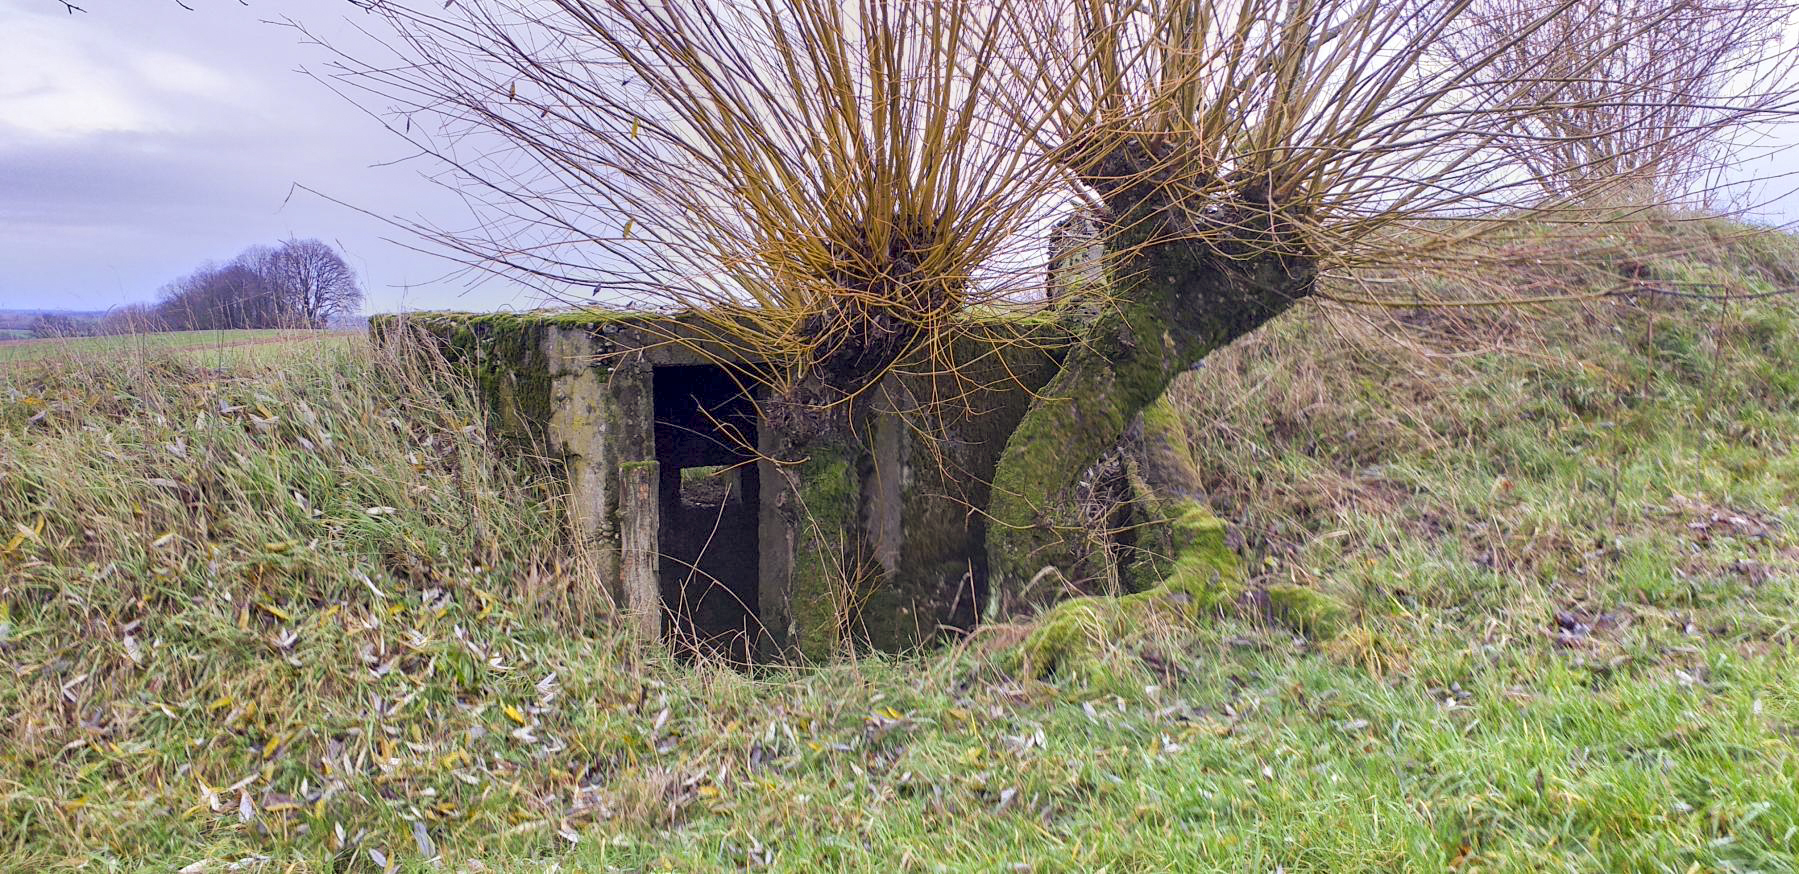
[372,309,1067,660]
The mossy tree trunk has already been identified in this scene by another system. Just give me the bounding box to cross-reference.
[985,202,1315,613]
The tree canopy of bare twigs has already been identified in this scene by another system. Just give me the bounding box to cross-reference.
[265,238,364,328]
[322,0,1067,401]
[991,0,1797,264]
[325,0,1798,359]
[1437,0,1797,205]
[320,0,1798,616]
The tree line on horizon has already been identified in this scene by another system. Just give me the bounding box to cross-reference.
[28,239,364,339]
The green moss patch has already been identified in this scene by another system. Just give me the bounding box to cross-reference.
[1011,501,1243,685]
[1261,583,1350,639]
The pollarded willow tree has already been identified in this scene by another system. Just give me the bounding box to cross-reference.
[974,0,1797,607]
[317,0,1067,415]
[321,0,1796,621]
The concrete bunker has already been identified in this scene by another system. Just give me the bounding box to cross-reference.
[373,309,1070,661]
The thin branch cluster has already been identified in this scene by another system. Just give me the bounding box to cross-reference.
[313,0,1798,391]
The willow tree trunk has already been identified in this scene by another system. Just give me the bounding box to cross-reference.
[984,219,1315,613]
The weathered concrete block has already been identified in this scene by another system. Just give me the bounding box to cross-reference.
[619,459,661,639]
[543,326,616,589]
[372,308,1070,661]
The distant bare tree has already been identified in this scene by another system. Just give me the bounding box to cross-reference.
[156,248,283,331]
[96,304,164,335]
[155,266,224,332]
[151,241,360,331]
[227,244,285,326]
[265,239,363,328]
[28,313,92,339]
[1440,0,1797,204]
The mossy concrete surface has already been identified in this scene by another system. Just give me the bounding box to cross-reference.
[760,436,863,661]
[371,305,1313,663]
[375,308,1075,658]
[864,331,1066,650]
[372,311,670,621]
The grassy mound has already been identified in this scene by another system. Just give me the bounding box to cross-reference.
[0,339,614,869]
[4,219,1799,871]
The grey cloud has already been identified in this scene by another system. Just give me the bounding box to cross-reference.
[0,0,1793,314]
[0,0,549,313]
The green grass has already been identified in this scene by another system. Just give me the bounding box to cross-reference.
[3,222,1799,871]
[0,329,354,369]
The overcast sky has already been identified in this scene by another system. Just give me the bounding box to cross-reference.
[0,0,557,313]
[2,0,1797,316]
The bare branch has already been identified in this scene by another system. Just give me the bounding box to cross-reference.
[1437,0,1799,206]
[317,0,1799,391]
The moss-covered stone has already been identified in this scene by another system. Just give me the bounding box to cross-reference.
[373,311,562,445]
[1261,583,1350,639]
[759,431,866,662]
[791,449,860,659]
[862,331,1068,648]
[1011,501,1242,684]
[372,305,1090,661]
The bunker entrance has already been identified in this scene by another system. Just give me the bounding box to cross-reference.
[651,365,761,661]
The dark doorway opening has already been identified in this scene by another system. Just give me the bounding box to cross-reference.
[652,365,761,661]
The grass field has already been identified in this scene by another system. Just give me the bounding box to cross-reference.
[3,223,1799,871]
[0,329,356,369]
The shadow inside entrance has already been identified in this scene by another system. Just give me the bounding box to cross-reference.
[652,365,761,662]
